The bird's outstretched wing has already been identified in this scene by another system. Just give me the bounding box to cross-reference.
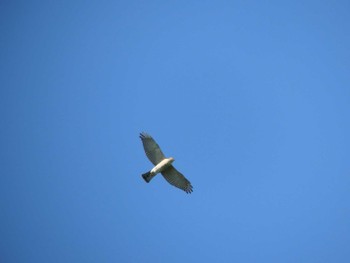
[139,132,166,165]
[162,165,193,194]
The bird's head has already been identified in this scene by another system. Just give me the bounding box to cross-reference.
[168,157,175,163]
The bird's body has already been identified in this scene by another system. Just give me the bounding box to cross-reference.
[142,157,174,183]
[150,157,174,175]
[139,132,193,194]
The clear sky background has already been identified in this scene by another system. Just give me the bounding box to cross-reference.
[1,1,350,262]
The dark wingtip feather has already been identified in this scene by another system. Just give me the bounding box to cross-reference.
[185,184,194,194]
[139,132,151,139]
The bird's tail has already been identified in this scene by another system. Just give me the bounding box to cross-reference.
[142,171,153,183]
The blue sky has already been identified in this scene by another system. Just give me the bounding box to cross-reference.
[1,1,350,262]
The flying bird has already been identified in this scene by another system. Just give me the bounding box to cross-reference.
[139,132,193,194]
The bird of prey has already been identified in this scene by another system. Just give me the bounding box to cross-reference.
[139,132,193,194]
